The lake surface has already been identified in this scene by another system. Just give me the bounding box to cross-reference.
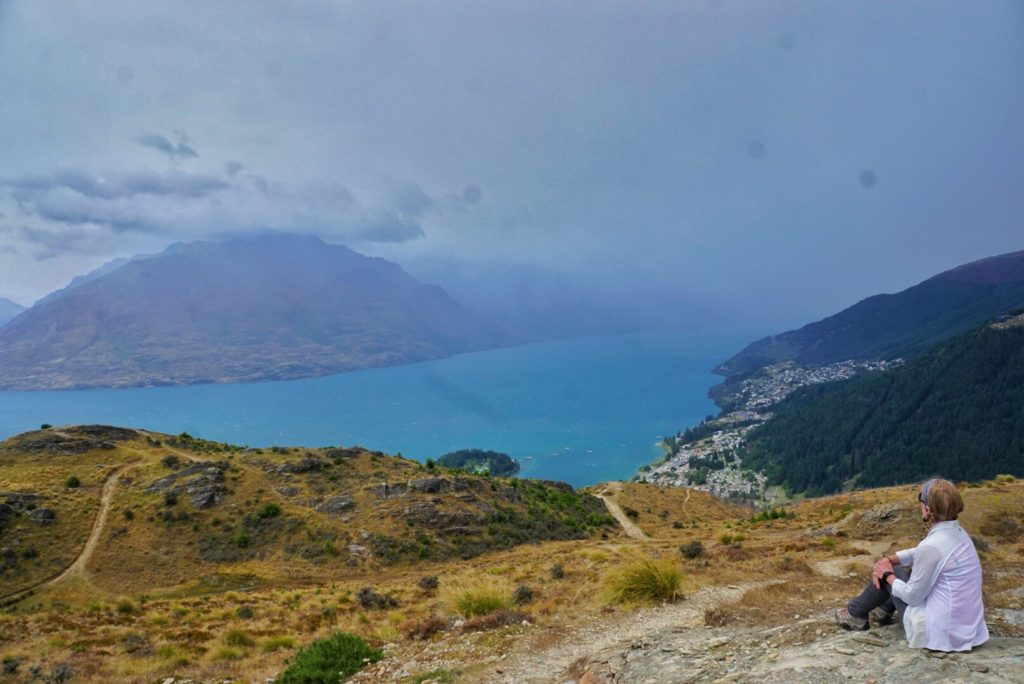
[0,331,753,487]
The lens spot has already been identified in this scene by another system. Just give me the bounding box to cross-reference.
[859,170,878,189]
[746,140,766,159]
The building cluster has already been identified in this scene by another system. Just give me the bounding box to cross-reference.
[639,358,902,505]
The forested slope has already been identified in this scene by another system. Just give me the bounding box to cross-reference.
[742,323,1024,495]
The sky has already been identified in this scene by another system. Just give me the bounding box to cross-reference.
[1,1,1022,327]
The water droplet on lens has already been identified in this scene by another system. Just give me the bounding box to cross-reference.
[747,141,766,159]
[859,170,878,189]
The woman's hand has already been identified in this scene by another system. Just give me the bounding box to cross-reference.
[872,557,894,589]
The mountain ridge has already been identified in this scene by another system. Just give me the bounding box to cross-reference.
[0,235,517,390]
[715,249,1024,378]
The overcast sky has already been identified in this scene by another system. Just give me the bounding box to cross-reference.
[1,1,1022,326]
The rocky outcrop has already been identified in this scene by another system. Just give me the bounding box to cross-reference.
[315,495,355,517]
[273,456,327,474]
[145,462,228,509]
[5,433,114,455]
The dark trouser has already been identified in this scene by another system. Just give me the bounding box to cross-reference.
[847,565,911,619]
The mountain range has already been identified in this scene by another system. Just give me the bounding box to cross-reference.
[715,249,1024,378]
[0,235,515,390]
[0,298,25,327]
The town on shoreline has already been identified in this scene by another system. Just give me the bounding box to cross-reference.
[638,358,903,505]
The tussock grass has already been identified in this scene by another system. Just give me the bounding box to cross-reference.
[603,556,683,605]
[260,635,295,652]
[449,581,513,617]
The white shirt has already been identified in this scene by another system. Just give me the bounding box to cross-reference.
[893,520,988,651]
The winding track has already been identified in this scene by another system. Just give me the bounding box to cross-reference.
[597,482,649,540]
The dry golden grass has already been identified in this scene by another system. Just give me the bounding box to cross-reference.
[2,430,1023,682]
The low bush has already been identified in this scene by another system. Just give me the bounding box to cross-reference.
[223,629,255,648]
[603,557,683,605]
[401,614,446,640]
[512,584,534,605]
[277,632,382,684]
[679,540,705,559]
[65,476,81,488]
[550,563,565,580]
[418,575,439,591]
[461,609,528,632]
[357,586,399,610]
[257,503,282,519]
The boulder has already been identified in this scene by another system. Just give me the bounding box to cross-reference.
[409,477,449,493]
[31,508,56,525]
[316,495,355,517]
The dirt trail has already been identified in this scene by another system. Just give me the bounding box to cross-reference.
[482,580,777,683]
[597,482,649,540]
[0,461,134,602]
[48,463,133,585]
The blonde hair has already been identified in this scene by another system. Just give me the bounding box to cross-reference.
[921,478,963,522]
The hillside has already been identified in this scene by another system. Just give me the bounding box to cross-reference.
[715,249,1024,378]
[741,321,1024,495]
[0,425,614,598]
[0,298,24,327]
[0,235,516,390]
[1,429,1021,683]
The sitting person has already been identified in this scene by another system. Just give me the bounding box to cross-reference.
[835,478,988,652]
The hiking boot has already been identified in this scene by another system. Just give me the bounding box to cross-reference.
[870,607,897,626]
[835,607,869,631]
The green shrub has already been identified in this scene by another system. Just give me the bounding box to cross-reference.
[679,540,705,559]
[550,563,565,580]
[277,632,382,684]
[603,557,683,605]
[116,600,136,614]
[452,583,513,617]
[235,532,250,548]
[65,476,81,488]
[257,503,281,519]
[40,423,52,430]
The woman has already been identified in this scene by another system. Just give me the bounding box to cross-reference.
[835,478,988,652]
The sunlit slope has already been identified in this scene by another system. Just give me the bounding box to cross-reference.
[0,425,614,596]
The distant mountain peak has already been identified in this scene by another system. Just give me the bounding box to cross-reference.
[0,234,515,390]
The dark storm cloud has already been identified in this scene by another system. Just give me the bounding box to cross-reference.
[137,131,198,160]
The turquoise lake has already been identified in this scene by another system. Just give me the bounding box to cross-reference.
[0,331,754,487]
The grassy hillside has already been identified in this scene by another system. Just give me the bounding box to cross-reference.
[2,426,1022,683]
[741,323,1024,495]
[0,426,613,599]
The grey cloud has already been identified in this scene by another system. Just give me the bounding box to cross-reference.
[19,225,91,259]
[137,131,198,160]
[5,169,228,202]
[354,212,425,243]
[391,181,435,217]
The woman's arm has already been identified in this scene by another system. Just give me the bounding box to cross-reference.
[890,544,943,606]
